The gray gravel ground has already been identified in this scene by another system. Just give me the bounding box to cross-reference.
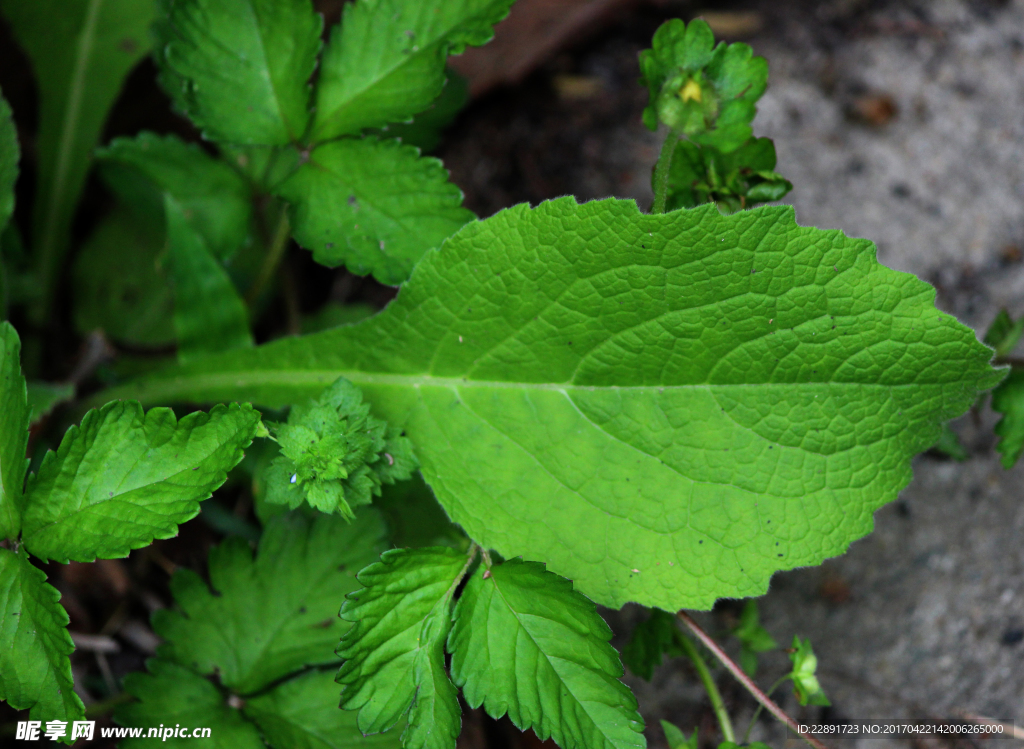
[607,0,1024,744]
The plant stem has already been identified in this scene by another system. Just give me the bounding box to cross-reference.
[673,629,736,743]
[677,612,830,749]
[651,128,682,215]
[245,207,291,305]
[743,676,789,742]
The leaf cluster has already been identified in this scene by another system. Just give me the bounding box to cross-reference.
[264,376,417,518]
[337,548,646,749]
[0,322,259,731]
[115,510,394,748]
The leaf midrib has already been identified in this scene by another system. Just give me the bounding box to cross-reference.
[108,367,942,407]
[488,573,626,749]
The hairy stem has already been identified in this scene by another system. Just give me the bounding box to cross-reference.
[651,128,682,215]
[677,612,830,749]
[673,629,735,742]
[246,207,291,306]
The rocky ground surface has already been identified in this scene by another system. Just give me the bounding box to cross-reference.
[443,0,1024,746]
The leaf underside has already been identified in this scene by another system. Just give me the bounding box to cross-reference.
[992,369,1024,468]
[99,199,1002,610]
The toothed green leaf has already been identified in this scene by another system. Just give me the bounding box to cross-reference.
[732,600,776,677]
[276,137,472,284]
[154,0,322,144]
[72,206,176,346]
[116,659,265,748]
[98,132,253,261]
[164,194,253,362]
[311,0,513,141]
[0,548,84,726]
[95,199,1003,611]
[449,559,646,749]
[21,401,260,562]
[0,322,29,540]
[622,609,679,681]
[244,668,402,749]
[265,376,416,518]
[337,547,467,749]
[154,511,386,694]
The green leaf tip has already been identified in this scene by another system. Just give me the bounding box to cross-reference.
[450,558,646,749]
[639,17,767,150]
[661,720,697,749]
[96,198,1004,611]
[337,546,470,749]
[21,400,261,563]
[264,376,417,518]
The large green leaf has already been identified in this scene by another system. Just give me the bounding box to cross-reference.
[154,511,385,695]
[94,199,1002,610]
[0,89,17,235]
[0,0,156,321]
[277,137,472,285]
[72,205,175,346]
[21,401,259,562]
[99,132,253,261]
[154,0,321,145]
[311,0,513,142]
[165,195,254,362]
[245,669,402,749]
[449,559,646,749]
[337,547,467,749]
[0,548,84,724]
[117,659,265,748]
[0,322,29,541]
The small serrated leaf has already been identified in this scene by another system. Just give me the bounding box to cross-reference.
[449,559,646,749]
[277,137,473,284]
[0,547,84,725]
[21,401,260,562]
[311,0,513,141]
[337,547,468,749]
[0,322,29,540]
[622,608,679,680]
[155,511,385,694]
[154,0,322,145]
